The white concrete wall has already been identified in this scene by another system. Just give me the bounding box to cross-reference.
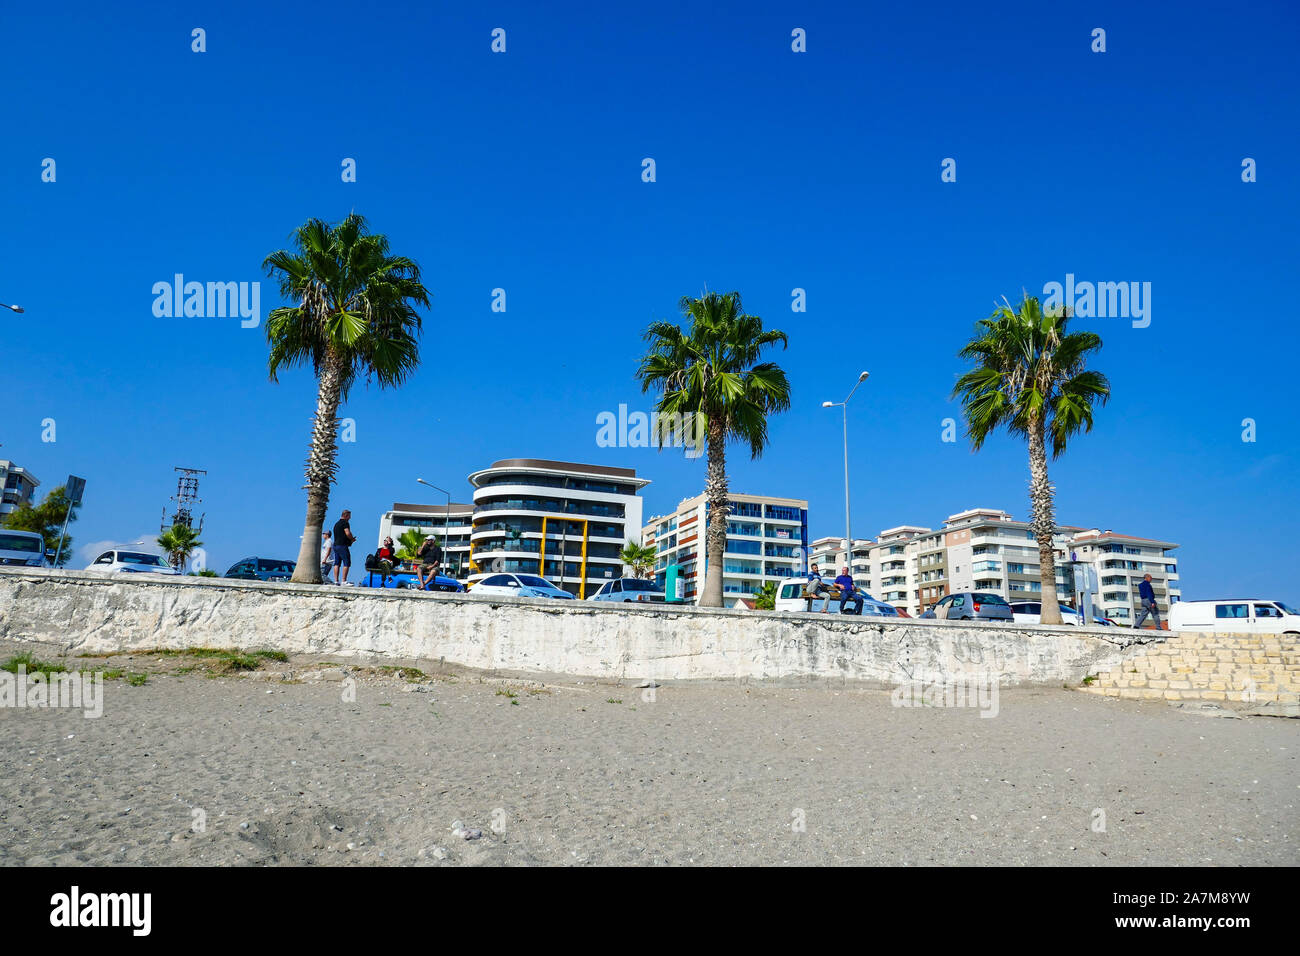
[0,568,1146,685]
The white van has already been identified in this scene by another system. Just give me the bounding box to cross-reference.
[776,577,899,617]
[1169,599,1300,635]
[0,529,48,567]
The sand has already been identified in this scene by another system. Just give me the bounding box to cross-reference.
[0,643,1295,866]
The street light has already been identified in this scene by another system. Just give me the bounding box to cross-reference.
[823,371,869,569]
[416,478,455,577]
[0,303,23,313]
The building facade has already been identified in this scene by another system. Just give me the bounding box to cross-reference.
[377,459,648,595]
[644,492,809,604]
[811,507,1181,619]
[0,460,39,517]
[467,459,648,597]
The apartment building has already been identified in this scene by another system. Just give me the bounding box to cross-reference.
[467,459,648,596]
[377,502,475,578]
[644,492,809,604]
[0,460,39,517]
[808,537,872,582]
[377,458,648,595]
[811,507,1182,618]
[1066,530,1182,624]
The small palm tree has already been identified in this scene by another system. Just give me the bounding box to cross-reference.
[636,291,791,607]
[158,523,203,573]
[951,295,1109,625]
[264,214,430,584]
[396,528,428,563]
[619,541,657,579]
[754,581,778,611]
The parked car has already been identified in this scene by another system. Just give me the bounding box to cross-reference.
[774,577,899,616]
[893,606,911,618]
[1170,599,1300,635]
[927,591,1013,622]
[588,578,666,603]
[1010,601,1083,626]
[225,557,296,582]
[0,529,48,567]
[85,549,181,576]
[358,567,464,592]
[468,573,575,600]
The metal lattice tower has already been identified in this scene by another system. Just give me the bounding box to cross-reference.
[163,467,207,532]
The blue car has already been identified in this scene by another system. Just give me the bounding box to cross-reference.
[225,557,296,581]
[358,566,465,593]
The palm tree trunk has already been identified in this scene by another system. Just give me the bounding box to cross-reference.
[1027,413,1063,624]
[701,418,728,608]
[290,352,345,584]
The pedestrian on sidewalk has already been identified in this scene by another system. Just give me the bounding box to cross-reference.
[1134,573,1161,629]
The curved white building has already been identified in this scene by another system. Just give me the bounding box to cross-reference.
[467,459,649,597]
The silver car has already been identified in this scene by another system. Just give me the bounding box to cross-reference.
[928,591,1014,622]
[588,577,666,604]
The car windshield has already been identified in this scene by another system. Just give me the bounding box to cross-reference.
[516,576,555,589]
[1275,602,1299,616]
[0,533,41,553]
[621,579,658,591]
[121,552,167,566]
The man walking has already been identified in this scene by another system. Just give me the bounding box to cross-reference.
[834,565,864,615]
[416,535,443,591]
[331,510,356,585]
[1134,573,1161,629]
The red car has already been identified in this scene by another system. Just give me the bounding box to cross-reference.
[893,606,911,618]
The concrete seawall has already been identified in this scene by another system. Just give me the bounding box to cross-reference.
[0,568,1147,685]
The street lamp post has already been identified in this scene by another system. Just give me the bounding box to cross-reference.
[822,371,870,570]
[416,478,454,578]
[0,303,23,313]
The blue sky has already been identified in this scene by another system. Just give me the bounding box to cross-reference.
[2,0,1297,597]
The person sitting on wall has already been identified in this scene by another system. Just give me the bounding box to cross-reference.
[376,536,400,584]
[807,562,830,613]
[416,535,443,591]
[834,566,863,615]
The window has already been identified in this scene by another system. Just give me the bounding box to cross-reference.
[95,552,114,564]
[1215,604,1249,619]
[611,580,623,592]
[480,575,511,587]
[1254,604,1282,619]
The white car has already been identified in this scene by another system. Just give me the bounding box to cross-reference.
[1010,602,1082,625]
[0,530,48,567]
[86,549,181,576]
[1170,599,1300,635]
[587,578,666,603]
[468,573,574,600]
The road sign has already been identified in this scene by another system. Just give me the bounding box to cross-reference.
[65,475,86,507]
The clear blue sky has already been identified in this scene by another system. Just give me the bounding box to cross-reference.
[2,1,1297,598]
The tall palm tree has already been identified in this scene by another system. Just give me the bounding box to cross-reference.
[951,295,1109,625]
[619,541,657,579]
[636,291,791,608]
[264,214,430,584]
[157,523,203,573]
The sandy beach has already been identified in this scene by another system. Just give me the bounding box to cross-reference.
[1,643,1295,866]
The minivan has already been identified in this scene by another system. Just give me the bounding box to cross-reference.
[775,577,899,616]
[1170,599,1300,635]
[927,591,1014,622]
[0,530,48,567]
